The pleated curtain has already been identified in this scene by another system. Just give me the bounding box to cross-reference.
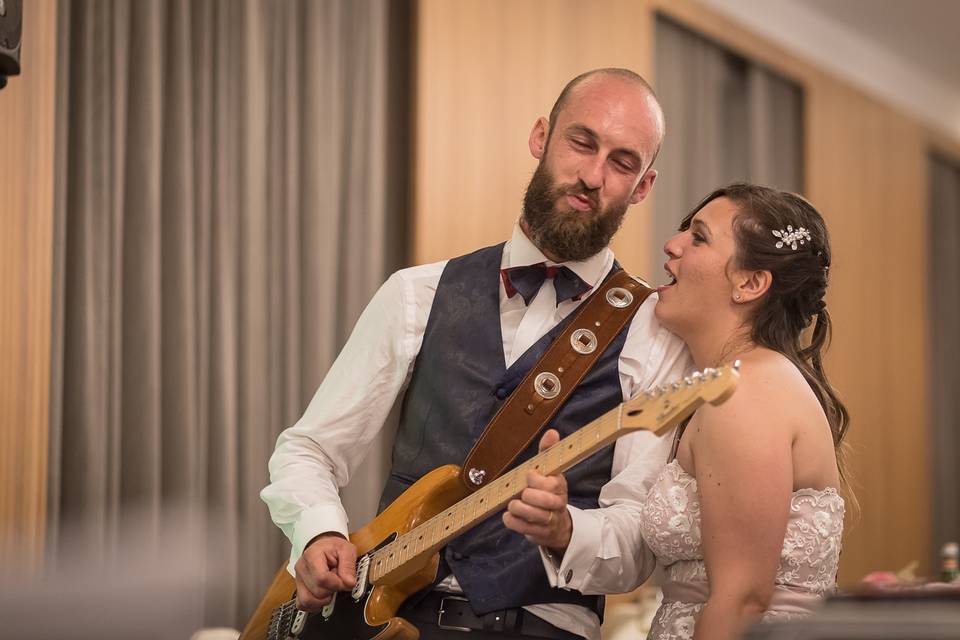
[928,154,960,572]
[48,0,409,627]
[652,15,803,270]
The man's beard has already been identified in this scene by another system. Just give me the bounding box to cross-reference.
[521,161,629,262]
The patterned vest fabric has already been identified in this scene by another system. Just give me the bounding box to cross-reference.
[378,243,631,617]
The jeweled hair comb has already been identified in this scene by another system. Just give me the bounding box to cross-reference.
[772,225,811,250]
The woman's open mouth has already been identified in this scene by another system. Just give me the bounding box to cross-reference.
[658,264,677,294]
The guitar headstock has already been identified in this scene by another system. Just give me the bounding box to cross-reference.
[621,361,741,435]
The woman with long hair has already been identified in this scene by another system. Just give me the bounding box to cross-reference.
[643,183,849,639]
[506,183,849,640]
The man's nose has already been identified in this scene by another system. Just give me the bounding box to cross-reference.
[578,157,604,191]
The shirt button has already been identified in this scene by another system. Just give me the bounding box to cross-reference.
[564,569,573,583]
[495,388,508,399]
[452,551,463,560]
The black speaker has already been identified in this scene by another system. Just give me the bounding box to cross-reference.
[0,0,23,90]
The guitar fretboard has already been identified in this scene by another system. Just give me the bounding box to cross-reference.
[367,403,628,583]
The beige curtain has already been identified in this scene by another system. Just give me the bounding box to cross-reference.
[651,16,803,271]
[929,154,960,571]
[49,0,409,627]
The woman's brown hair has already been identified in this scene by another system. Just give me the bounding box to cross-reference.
[681,183,851,483]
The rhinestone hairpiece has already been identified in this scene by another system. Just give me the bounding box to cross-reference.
[772,225,811,250]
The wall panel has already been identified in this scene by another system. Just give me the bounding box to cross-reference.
[805,82,930,581]
[414,0,656,274]
[0,0,58,565]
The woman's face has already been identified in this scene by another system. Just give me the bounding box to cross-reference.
[655,196,741,337]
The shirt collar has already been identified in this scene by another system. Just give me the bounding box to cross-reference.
[505,222,613,289]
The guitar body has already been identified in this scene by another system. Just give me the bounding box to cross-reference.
[240,464,470,640]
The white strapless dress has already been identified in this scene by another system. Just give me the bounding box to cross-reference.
[639,459,845,640]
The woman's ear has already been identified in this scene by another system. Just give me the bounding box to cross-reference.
[733,269,772,303]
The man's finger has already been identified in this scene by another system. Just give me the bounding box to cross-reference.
[538,429,561,453]
[526,470,566,494]
[300,553,348,593]
[520,487,566,512]
[503,511,542,535]
[314,569,347,592]
[335,543,358,589]
[296,582,333,611]
[508,497,554,525]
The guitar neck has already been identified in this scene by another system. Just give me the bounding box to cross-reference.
[366,364,738,584]
[366,406,621,583]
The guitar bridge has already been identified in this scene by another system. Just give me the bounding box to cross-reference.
[267,600,300,640]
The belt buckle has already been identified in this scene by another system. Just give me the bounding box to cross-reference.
[437,595,473,632]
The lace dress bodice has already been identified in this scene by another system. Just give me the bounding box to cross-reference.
[639,460,844,640]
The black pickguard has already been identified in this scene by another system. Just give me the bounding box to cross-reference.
[273,534,399,640]
[298,590,389,640]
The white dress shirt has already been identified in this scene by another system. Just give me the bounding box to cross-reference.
[261,224,692,639]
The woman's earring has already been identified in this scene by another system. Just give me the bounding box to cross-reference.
[734,294,742,301]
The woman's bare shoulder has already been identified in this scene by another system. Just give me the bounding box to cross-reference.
[693,349,818,448]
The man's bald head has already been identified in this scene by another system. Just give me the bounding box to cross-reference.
[547,68,665,170]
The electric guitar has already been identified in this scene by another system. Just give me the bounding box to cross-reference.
[240,363,740,640]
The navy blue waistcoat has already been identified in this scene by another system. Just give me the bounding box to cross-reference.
[378,243,632,618]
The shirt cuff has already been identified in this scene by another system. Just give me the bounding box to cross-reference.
[288,503,350,574]
[538,504,603,590]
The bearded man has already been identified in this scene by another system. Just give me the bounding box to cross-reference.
[261,68,690,640]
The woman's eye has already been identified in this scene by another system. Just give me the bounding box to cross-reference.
[692,233,705,245]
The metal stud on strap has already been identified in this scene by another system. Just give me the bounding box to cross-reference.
[467,467,487,486]
[606,287,634,308]
[534,372,561,399]
[570,328,598,354]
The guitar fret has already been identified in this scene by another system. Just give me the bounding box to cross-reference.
[465,495,476,526]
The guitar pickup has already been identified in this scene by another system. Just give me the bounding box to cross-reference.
[319,593,335,622]
[352,554,370,601]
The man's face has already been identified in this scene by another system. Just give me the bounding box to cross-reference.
[521,75,661,262]
[522,159,629,262]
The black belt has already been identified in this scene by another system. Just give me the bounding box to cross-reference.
[399,592,583,639]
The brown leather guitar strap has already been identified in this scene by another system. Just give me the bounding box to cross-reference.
[458,269,654,491]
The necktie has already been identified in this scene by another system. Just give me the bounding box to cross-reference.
[500,262,592,306]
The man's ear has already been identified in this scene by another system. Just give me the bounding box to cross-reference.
[629,169,658,205]
[733,269,772,303]
[528,117,549,160]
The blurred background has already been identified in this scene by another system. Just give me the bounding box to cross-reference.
[1,0,958,637]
